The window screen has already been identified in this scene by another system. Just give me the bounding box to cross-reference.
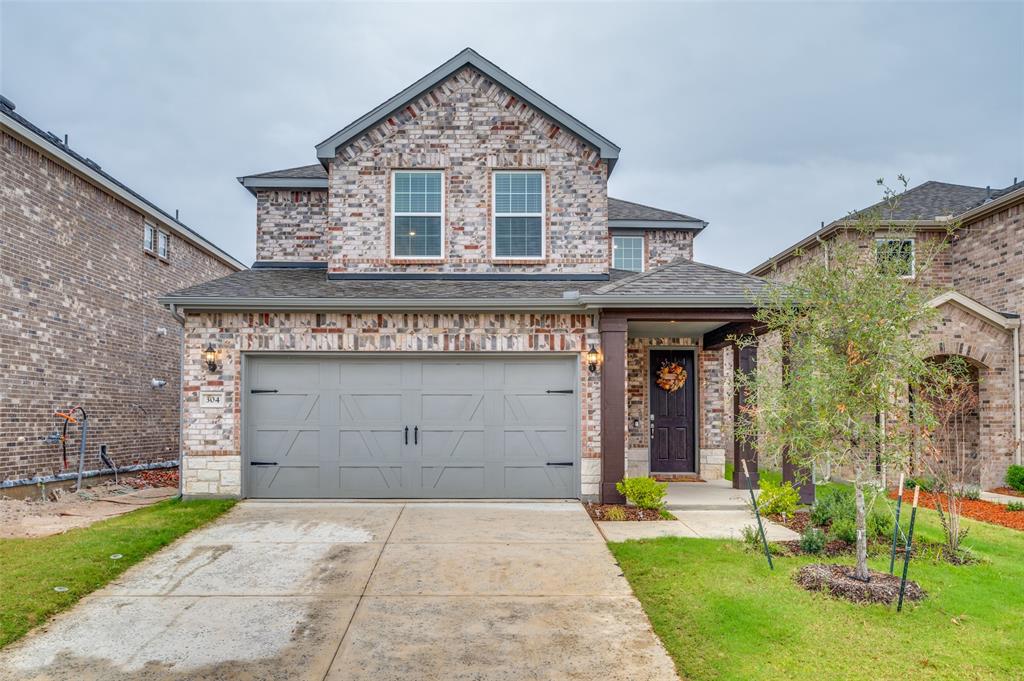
[494,171,543,258]
[393,171,443,257]
[612,235,644,272]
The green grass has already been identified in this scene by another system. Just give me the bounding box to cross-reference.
[610,499,1024,680]
[724,463,782,487]
[0,497,234,648]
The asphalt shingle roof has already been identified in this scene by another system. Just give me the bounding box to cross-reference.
[594,258,768,299]
[608,198,703,224]
[246,164,327,180]
[853,181,990,221]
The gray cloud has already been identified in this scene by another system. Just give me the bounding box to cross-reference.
[3,1,1021,270]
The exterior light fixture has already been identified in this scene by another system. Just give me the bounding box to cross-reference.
[587,345,600,373]
[203,344,218,373]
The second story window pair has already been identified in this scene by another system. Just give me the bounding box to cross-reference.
[390,170,545,260]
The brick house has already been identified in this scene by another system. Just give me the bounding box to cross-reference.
[0,97,244,490]
[750,180,1024,490]
[162,48,771,501]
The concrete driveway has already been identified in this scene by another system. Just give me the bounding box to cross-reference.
[1,501,678,680]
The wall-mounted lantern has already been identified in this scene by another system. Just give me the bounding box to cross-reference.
[203,343,218,373]
[587,345,600,373]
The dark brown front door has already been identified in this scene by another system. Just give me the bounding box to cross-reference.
[649,349,696,473]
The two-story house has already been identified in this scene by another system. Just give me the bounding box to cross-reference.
[0,96,244,492]
[750,180,1024,490]
[162,48,772,502]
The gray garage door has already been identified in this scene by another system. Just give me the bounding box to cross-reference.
[244,356,579,499]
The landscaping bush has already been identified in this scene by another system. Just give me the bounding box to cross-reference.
[604,505,627,521]
[867,508,892,539]
[829,517,858,544]
[909,475,939,492]
[959,485,981,501]
[1006,501,1024,512]
[810,486,855,527]
[757,478,799,517]
[615,477,668,510]
[800,526,827,554]
[1006,465,1024,492]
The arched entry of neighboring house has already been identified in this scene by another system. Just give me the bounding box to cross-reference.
[917,355,983,487]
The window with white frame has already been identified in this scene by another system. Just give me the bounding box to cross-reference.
[612,234,644,272]
[493,171,544,259]
[143,223,155,252]
[875,238,914,278]
[157,230,170,259]
[392,171,443,258]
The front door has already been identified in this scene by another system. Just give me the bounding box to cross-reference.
[649,349,696,473]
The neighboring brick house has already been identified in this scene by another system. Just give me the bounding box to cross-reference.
[162,48,769,501]
[0,97,244,489]
[750,180,1024,490]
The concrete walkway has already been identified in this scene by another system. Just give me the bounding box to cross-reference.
[0,501,678,681]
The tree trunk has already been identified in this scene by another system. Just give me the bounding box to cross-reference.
[854,478,870,581]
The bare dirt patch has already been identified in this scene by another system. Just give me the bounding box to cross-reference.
[795,563,926,605]
[0,472,178,539]
[584,504,666,521]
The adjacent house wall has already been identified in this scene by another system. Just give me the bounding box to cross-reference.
[0,130,234,483]
[326,67,609,275]
[255,189,328,263]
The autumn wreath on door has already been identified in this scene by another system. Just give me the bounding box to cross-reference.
[656,360,688,393]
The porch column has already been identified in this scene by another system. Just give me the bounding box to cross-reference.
[732,343,759,489]
[600,314,628,503]
[780,335,815,504]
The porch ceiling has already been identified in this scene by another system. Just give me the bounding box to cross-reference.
[627,320,725,339]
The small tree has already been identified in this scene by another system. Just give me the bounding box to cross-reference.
[735,178,953,581]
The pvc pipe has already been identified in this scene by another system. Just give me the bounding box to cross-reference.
[0,459,178,489]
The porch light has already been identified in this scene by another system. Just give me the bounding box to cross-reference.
[203,344,218,373]
[587,345,600,373]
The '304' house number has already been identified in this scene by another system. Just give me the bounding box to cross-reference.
[199,389,224,409]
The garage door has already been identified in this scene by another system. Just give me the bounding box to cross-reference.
[243,356,579,499]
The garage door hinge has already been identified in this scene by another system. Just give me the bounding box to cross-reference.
[545,389,574,394]
[250,389,278,394]
[250,461,278,466]
[546,462,574,466]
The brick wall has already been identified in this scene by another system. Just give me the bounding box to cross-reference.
[180,311,602,496]
[327,67,608,275]
[255,189,328,263]
[645,230,694,269]
[0,130,235,483]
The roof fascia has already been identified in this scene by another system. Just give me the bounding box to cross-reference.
[927,291,1020,331]
[237,176,329,196]
[609,219,707,232]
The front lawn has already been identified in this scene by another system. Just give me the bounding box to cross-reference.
[0,497,234,648]
[610,502,1023,680]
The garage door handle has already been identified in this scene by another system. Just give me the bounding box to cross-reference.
[404,426,408,445]
[250,461,278,466]
[546,389,574,394]
[414,426,418,445]
[546,462,574,467]
[250,389,278,394]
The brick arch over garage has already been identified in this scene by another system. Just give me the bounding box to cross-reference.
[919,298,1017,489]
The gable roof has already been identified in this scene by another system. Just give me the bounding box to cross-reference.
[0,95,245,271]
[580,257,768,307]
[748,180,1011,276]
[238,163,328,193]
[313,48,620,172]
[608,197,706,231]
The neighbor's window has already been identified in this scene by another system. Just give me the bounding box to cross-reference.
[392,171,443,258]
[612,235,644,272]
[143,223,155,252]
[157,231,170,259]
[875,238,915,278]
[493,171,544,259]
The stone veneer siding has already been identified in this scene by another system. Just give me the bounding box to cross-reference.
[255,189,328,263]
[645,230,694,269]
[327,67,608,275]
[624,337,728,480]
[0,130,235,483]
[181,311,602,497]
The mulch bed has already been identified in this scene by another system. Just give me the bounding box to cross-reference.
[121,468,179,490]
[991,487,1024,499]
[584,503,665,521]
[795,563,925,605]
[768,511,853,557]
[890,489,1024,532]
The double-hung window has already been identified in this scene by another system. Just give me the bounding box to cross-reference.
[157,230,170,259]
[392,171,443,258]
[493,171,544,259]
[875,238,915,278]
[143,223,155,252]
[612,235,644,272]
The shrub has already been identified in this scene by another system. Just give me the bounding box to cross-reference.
[1006,465,1024,492]
[604,505,627,521]
[909,475,939,492]
[757,479,800,517]
[741,524,761,548]
[800,527,827,554]
[867,508,892,539]
[810,486,855,527]
[829,517,858,544]
[959,485,981,501]
[615,477,668,510]
[1006,501,1024,512]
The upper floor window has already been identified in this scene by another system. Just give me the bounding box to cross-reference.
[612,235,644,272]
[157,230,170,259]
[392,171,443,258]
[143,223,155,252]
[875,238,914,278]
[493,171,544,259]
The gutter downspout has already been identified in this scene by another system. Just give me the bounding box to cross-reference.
[1014,325,1022,466]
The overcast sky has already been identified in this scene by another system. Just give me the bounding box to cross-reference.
[3,1,1021,271]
